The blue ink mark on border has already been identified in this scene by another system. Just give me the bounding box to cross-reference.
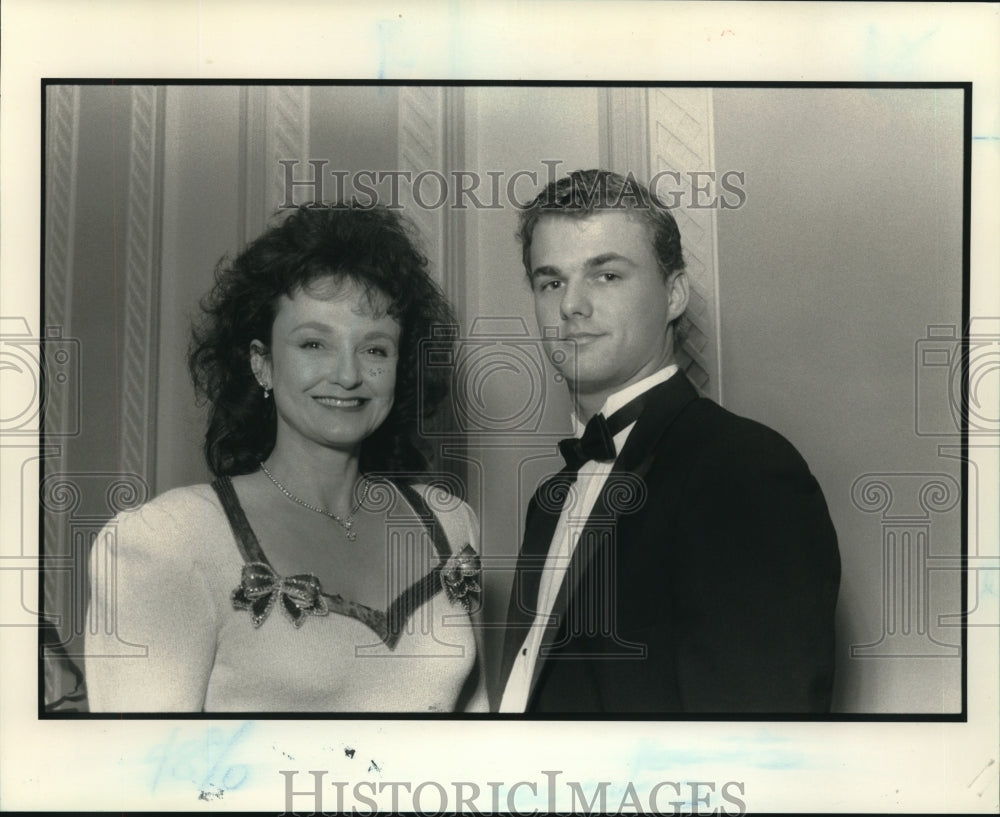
[147,721,254,794]
[864,24,940,77]
[375,18,411,79]
[980,570,997,598]
[628,734,806,772]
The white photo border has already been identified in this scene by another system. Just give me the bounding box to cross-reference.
[1,1,997,814]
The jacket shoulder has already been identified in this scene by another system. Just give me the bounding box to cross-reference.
[682,397,813,471]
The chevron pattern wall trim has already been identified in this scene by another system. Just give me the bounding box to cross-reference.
[604,87,722,402]
[119,86,165,484]
[647,87,722,401]
[240,86,311,242]
[397,86,449,288]
[267,86,311,213]
[43,84,81,633]
[45,86,80,345]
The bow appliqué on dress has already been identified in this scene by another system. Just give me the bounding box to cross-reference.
[231,562,329,628]
[440,544,482,612]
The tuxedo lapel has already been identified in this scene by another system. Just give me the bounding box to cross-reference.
[613,371,700,473]
[498,480,564,692]
[524,372,701,703]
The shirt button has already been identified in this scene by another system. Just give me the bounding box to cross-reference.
[522,648,527,655]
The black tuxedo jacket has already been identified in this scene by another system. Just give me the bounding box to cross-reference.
[499,372,841,714]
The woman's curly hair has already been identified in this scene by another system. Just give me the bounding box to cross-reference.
[188,203,456,477]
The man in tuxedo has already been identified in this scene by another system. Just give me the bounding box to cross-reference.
[498,169,840,714]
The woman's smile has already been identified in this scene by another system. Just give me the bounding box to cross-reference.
[312,395,368,410]
[253,276,401,455]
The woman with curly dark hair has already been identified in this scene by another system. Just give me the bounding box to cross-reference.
[86,204,487,712]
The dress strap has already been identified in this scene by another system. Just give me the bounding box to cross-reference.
[393,481,453,561]
[211,476,270,565]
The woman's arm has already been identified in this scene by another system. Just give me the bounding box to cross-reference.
[85,501,217,712]
[461,502,490,712]
[434,496,490,713]
[462,604,491,713]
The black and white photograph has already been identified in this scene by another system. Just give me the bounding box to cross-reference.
[2,2,998,814]
[39,81,965,719]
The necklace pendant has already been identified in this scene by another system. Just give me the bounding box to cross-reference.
[259,463,368,544]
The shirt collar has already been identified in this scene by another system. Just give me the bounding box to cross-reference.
[571,365,679,437]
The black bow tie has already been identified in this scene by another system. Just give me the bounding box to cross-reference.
[558,414,615,471]
[557,390,652,472]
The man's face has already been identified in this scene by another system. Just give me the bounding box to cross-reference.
[528,212,687,412]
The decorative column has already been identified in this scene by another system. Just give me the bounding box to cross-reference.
[850,472,962,657]
[40,472,149,655]
[354,478,468,658]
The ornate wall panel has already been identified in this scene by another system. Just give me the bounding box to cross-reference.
[603,87,722,402]
[118,86,165,485]
[240,86,312,243]
[42,85,81,646]
[397,87,467,472]
[397,85,467,298]
[44,86,80,345]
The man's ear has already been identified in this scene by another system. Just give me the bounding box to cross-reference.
[249,340,272,390]
[667,270,690,321]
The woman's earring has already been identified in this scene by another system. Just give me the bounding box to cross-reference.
[250,343,271,400]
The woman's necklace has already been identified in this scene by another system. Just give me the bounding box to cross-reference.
[259,462,371,542]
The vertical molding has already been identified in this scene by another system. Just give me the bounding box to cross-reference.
[603,87,723,402]
[705,97,725,406]
[647,87,721,402]
[45,86,80,342]
[118,86,165,490]
[241,86,311,239]
[43,85,81,636]
[238,86,265,247]
[397,86,448,287]
[397,85,467,301]
[397,87,467,478]
[441,88,467,313]
[600,88,650,182]
[267,86,312,211]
